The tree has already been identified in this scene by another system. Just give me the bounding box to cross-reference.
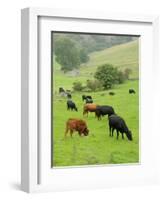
[54,37,80,72]
[73,81,83,91]
[79,49,89,63]
[94,64,119,89]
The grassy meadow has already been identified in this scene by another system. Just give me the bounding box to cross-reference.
[52,40,139,167]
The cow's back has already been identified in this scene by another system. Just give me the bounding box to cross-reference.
[67,118,86,129]
[97,105,114,115]
[84,103,97,110]
[109,115,128,132]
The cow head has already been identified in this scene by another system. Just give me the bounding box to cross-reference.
[83,128,89,136]
[75,107,78,112]
[126,130,133,141]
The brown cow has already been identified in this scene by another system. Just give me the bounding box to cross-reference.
[65,118,89,138]
[83,103,97,117]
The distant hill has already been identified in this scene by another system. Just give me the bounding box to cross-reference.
[80,39,139,79]
[53,33,138,54]
[54,40,139,89]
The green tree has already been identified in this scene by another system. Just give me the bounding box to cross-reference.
[79,49,89,63]
[94,64,119,89]
[73,81,83,91]
[54,37,80,72]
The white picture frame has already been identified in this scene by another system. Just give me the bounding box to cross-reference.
[21,7,159,193]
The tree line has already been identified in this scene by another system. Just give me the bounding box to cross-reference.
[53,33,137,72]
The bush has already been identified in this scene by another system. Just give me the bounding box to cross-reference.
[117,71,126,84]
[124,68,132,80]
[73,81,83,91]
[94,64,119,89]
[86,79,102,91]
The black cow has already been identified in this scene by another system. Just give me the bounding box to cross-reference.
[59,87,65,93]
[67,93,72,99]
[67,100,78,111]
[85,98,93,104]
[108,114,133,141]
[82,95,92,101]
[129,89,136,94]
[95,105,115,120]
[109,92,115,96]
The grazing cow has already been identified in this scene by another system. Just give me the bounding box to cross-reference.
[65,118,89,137]
[95,105,115,120]
[82,95,92,101]
[129,89,136,94]
[59,87,65,93]
[85,98,93,104]
[83,103,97,116]
[67,100,78,111]
[67,93,72,99]
[109,92,115,96]
[108,114,133,141]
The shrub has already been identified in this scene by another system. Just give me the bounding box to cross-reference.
[86,79,102,91]
[73,81,83,91]
[124,68,132,80]
[117,71,126,84]
[94,64,119,89]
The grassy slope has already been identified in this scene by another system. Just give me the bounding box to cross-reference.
[54,39,139,91]
[80,40,139,78]
[53,40,139,167]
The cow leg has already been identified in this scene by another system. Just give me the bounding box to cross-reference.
[122,133,124,139]
[64,126,69,138]
[116,130,119,139]
[111,128,114,137]
[70,130,73,137]
[109,126,111,136]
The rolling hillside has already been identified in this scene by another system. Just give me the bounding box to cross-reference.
[52,39,139,167]
[54,39,139,91]
[80,39,139,78]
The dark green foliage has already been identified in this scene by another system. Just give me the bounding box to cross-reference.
[94,64,119,89]
[79,49,89,63]
[73,81,83,91]
[94,64,128,88]
[54,37,80,72]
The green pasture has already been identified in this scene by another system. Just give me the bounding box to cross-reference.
[52,40,139,167]
[52,80,139,167]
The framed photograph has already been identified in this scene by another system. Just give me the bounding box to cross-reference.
[21,8,159,193]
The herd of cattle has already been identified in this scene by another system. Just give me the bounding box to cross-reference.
[58,87,136,141]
